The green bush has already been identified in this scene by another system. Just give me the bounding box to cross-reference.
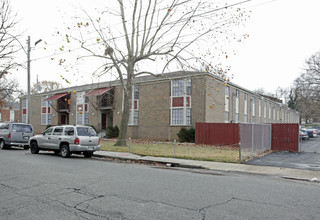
[188,128,195,142]
[106,125,119,138]
[177,127,195,143]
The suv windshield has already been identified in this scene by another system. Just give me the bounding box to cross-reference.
[77,127,97,136]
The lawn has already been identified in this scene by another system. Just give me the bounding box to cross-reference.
[100,139,240,163]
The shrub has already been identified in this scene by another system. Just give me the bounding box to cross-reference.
[177,127,195,143]
[106,125,119,138]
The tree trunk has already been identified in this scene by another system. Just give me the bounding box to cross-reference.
[115,66,133,146]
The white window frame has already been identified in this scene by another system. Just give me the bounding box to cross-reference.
[22,98,27,123]
[170,79,192,126]
[41,96,52,125]
[129,85,139,126]
[252,97,255,123]
[244,93,248,123]
[235,90,239,123]
[76,91,89,125]
[224,86,230,123]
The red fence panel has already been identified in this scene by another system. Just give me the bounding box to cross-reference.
[195,123,239,146]
[271,123,299,152]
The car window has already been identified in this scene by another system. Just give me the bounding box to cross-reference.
[12,124,33,133]
[76,127,97,136]
[44,127,54,135]
[64,127,74,136]
[53,127,63,135]
[0,123,9,130]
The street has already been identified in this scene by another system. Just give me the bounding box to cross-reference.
[1,148,320,219]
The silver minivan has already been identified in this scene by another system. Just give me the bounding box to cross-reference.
[0,122,34,150]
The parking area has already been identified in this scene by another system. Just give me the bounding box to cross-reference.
[246,136,320,171]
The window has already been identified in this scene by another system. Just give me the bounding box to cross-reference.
[41,96,52,125]
[76,92,89,125]
[244,93,248,123]
[77,126,97,136]
[12,124,32,133]
[224,86,230,123]
[53,127,63,135]
[170,79,192,125]
[252,97,255,123]
[235,90,239,123]
[22,98,27,123]
[129,85,139,125]
[44,127,54,135]
[264,101,267,123]
[258,99,261,123]
[64,127,74,136]
[10,110,14,122]
[0,112,1,122]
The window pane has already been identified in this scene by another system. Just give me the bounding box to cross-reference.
[134,85,139,99]
[172,80,184,96]
[84,113,89,125]
[186,108,191,125]
[48,114,52,125]
[172,109,184,125]
[77,127,97,136]
[134,110,138,125]
[186,79,192,95]
[64,127,74,136]
[77,113,83,125]
[41,114,46,125]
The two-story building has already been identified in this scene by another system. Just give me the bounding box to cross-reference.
[20,71,299,140]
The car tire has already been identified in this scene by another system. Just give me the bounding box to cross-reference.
[60,145,70,158]
[30,142,39,154]
[83,151,93,158]
[0,140,6,149]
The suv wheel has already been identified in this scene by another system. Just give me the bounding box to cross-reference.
[30,141,39,154]
[83,151,93,158]
[60,145,70,158]
[0,140,6,149]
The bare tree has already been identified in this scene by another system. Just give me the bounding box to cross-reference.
[63,0,250,145]
[0,0,22,107]
[31,80,63,94]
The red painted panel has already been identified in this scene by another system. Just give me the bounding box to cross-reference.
[172,97,184,107]
[42,107,46,113]
[134,100,138,109]
[195,123,239,146]
[23,109,27,114]
[48,107,51,114]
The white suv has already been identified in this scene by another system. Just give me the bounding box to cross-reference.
[29,125,100,158]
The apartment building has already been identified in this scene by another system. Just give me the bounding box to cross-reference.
[20,71,299,140]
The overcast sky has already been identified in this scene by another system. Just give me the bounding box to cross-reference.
[9,0,320,94]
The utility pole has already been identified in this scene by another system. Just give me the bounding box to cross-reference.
[27,36,31,124]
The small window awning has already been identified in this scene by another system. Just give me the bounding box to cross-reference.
[84,87,112,97]
[44,93,69,101]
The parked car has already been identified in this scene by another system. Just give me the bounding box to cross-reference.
[311,126,320,135]
[301,128,315,138]
[0,122,33,150]
[29,125,100,158]
[305,128,318,137]
[299,129,309,140]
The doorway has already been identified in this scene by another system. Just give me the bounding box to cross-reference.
[101,110,113,130]
[60,114,68,125]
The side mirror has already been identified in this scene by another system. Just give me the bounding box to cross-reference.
[43,132,46,136]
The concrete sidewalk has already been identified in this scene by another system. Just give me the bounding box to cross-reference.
[93,151,320,182]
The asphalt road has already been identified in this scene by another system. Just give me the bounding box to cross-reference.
[1,148,320,219]
[247,136,320,171]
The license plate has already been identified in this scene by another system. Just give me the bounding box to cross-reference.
[23,136,29,140]
[88,147,93,150]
